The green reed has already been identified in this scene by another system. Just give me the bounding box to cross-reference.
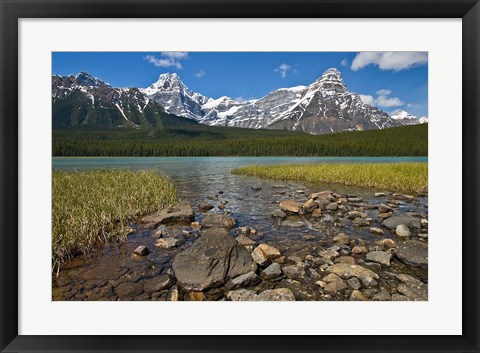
[233,163,428,194]
[52,169,176,271]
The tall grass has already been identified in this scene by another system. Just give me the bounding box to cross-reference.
[233,163,428,194]
[52,169,177,271]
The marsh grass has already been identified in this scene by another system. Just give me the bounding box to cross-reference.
[233,163,428,194]
[52,169,176,271]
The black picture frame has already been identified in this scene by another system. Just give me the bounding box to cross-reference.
[1,0,479,352]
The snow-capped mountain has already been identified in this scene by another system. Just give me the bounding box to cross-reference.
[142,68,402,134]
[391,109,428,125]
[141,73,209,121]
[52,72,194,129]
[418,116,429,124]
[267,68,399,134]
[53,69,424,134]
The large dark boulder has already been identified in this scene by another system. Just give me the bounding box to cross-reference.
[172,228,257,291]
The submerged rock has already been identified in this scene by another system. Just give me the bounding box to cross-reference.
[201,214,237,229]
[143,274,173,293]
[198,201,214,212]
[271,209,287,219]
[115,282,144,299]
[172,227,256,291]
[383,214,420,230]
[132,245,149,256]
[155,238,180,249]
[142,204,194,227]
[279,200,302,213]
[303,199,318,213]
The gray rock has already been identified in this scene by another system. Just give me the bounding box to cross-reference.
[166,285,180,301]
[392,294,409,301]
[366,251,392,267]
[236,234,256,248]
[369,227,385,236]
[349,289,366,301]
[397,282,428,301]
[172,227,256,291]
[251,246,270,266]
[155,237,180,249]
[143,274,173,293]
[334,256,355,265]
[279,200,302,213]
[395,241,428,269]
[226,289,257,301]
[271,209,287,219]
[281,219,305,228]
[372,289,392,301]
[201,214,237,229]
[225,271,261,290]
[133,245,149,256]
[352,217,370,226]
[383,214,420,230]
[302,199,319,213]
[115,282,144,299]
[319,249,339,261]
[142,204,194,226]
[282,265,305,281]
[324,279,348,295]
[227,288,296,301]
[261,262,283,280]
[198,201,214,212]
[332,232,350,245]
[347,277,362,290]
[322,214,334,223]
[395,224,411,237]
[326,202,338,211]
[326,263,379,287]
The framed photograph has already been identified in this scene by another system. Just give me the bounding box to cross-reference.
[1,0,479,352]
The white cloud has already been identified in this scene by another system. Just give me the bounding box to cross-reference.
[341,59,349,67]
[161,52,188,60]
[144,52,188,69]
[375,95,405,107]
[359,94,375,105]
[351,52,428,71]
[407,103,413,108]
[275,63,291,78]
[376,89,392,95]
[359,91,405,108]
[194,70,206,78]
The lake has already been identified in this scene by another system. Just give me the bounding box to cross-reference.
[52,156,428,301]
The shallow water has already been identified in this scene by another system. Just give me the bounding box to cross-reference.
[52,157,428,301]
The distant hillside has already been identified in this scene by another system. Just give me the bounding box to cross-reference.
[52,123,428,157]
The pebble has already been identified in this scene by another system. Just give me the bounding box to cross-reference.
[395,224,411,237]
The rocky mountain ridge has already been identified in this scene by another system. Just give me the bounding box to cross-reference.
[53,69,424,134]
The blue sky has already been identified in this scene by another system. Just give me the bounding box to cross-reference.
[52,52,428,117]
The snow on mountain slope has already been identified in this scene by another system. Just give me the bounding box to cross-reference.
[53,69,424,134]
[391,109,427,125]
[142,68,404,134]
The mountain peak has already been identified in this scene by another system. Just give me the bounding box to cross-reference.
[311,67,347,94]
[322,67,342,77]
[74,72,106,87]
[152,72,185,89]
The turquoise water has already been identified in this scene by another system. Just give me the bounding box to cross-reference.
[52,156,427,230]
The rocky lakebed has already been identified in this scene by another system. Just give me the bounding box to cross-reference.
[53,180,428,302]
